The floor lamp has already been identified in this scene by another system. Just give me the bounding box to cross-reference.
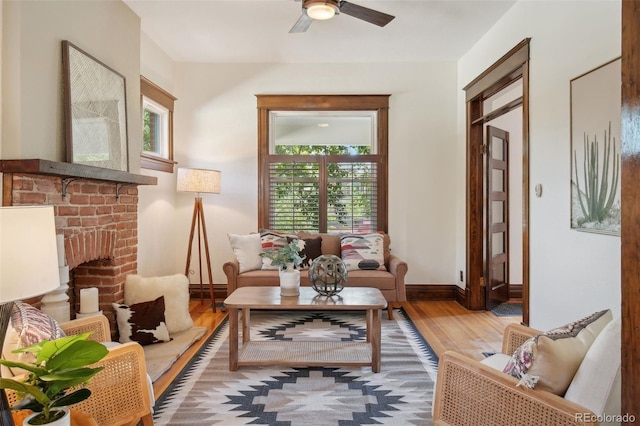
[177,168,220,312]
[0,206,60,426]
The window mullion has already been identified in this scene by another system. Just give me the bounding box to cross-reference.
[319,156,328,233]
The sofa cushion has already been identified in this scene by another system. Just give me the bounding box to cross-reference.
[564,317,621,416]
[298,232,341,257]
[502,309,612,395]
[340,233,385,271]
[227,233,263,273]
[125,274,194,334]
[113,296,172,346]
[480,352,512,371]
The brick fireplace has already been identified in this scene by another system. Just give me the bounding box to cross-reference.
[1,159,157,334]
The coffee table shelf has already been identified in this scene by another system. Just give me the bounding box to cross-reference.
[224,286,387,372]
[238,341,373,367]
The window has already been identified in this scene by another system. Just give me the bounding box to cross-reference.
[257,95,389,234]
[140,76,177,172]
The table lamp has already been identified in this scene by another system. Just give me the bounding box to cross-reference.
[0,206,60,425]
[177,168,220,312]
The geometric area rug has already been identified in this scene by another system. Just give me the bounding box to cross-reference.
[153,308,439,425]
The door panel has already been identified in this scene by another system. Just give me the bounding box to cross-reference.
[485,126,510,309]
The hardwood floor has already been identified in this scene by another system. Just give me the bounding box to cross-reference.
[152,299,521,398]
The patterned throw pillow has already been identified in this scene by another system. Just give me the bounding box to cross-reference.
[113,296,172,346]
[502,309,612,395]
[340,233,385,271]
[10,301,66,347]
[260,230,297,270]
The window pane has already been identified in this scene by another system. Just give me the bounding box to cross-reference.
[143,108,161,154]
[268,162,320,232]
[327,162,377,233]
[272,112,376,155]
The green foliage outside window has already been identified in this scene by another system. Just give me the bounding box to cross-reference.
[143,109,152,152]
[272,145,375,232]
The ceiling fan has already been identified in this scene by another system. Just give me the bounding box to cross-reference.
[290,0,395,33]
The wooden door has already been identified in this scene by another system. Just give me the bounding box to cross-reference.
[485,125,510,309]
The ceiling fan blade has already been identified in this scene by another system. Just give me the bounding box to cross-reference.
[339,1,395,27]
[289,11,313,33]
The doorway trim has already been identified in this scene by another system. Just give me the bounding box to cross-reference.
[463,38,531,325]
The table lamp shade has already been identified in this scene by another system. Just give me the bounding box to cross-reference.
[0,206,60,303]
[177,168,221,194]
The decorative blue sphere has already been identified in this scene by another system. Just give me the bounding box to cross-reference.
[309,255,348,296]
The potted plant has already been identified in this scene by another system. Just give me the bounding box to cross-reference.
[0,332,108,425]
[260,239,306,296]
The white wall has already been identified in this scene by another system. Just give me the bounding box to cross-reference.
[457,0,621,329]
[168,62,459,286]
[1,1,141,167]
[137,34,183,277]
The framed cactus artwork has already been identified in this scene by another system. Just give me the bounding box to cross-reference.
[570,57,621,236]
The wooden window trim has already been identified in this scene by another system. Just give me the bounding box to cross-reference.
[256,94,390,233]
[140,76,177,173]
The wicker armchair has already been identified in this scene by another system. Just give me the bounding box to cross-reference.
[433,323,601,426]
[6,315,153,426]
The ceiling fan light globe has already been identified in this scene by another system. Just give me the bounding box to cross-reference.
[305,1,339,21]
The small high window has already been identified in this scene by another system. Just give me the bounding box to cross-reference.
[140,76,176,172]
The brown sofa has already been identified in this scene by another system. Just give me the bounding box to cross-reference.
[223,232,407,319]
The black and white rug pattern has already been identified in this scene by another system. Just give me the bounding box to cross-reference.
[154,309,438,425]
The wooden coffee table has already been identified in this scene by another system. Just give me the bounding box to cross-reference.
[223,286,388,372]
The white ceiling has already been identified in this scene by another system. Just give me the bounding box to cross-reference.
[123,0,517,63]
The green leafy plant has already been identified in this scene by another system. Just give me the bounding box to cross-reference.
[573,122,620,225]
[260,238,306,270]
[0,332,108,425]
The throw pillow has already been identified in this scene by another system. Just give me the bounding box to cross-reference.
[125,274,193,334]
[298,236,322,268]
[260,230,297,270]
[10,301,66,348]
[112,296,171,346]
[502,309,612,395]
[340,233,385,271]
[227,233,263,273]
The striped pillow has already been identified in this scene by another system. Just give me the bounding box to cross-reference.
[10,301,66,348]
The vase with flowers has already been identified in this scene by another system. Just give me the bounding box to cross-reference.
[260,239,306,296]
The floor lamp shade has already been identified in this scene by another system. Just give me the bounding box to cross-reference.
[0,206,60,303]
[177,168,221,194]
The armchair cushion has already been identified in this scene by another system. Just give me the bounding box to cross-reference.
[564,317,621,417]
[502,309,612,395]
[113,295,172,346]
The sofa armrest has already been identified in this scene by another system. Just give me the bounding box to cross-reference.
[387,254,408,302]
[223,258,240,295]
[60,315,111,343]
[502,323,542,355]
[433,351,598,426]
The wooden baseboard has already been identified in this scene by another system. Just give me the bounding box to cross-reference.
[406,284,458,301]
[509,284,523,300]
